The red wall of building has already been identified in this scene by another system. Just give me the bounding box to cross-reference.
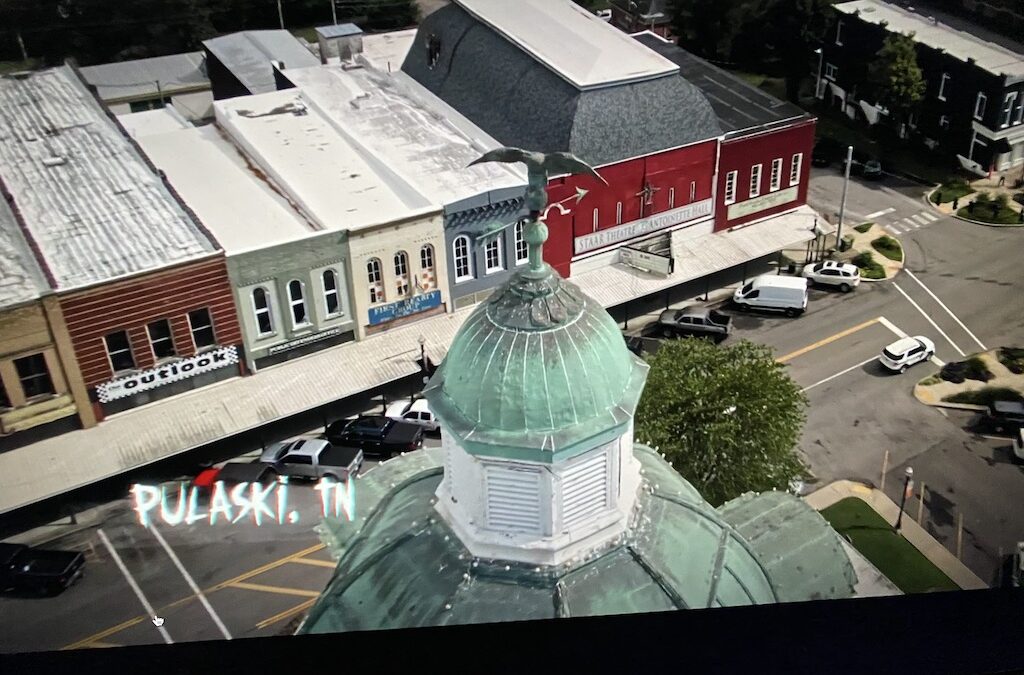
[60,255,243,391]
[543,139,718,276]
[714,119,816,231]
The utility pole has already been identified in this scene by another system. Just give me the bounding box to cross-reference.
[277,0,285,29]
[331,0,337,25]
[836,145,853,254]
[894,466,913,531]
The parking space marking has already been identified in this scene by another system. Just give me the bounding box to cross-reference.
[876,316,907,339]
[96,529,173,645]
[80,641,121,649]
[254,599,317,631]
[149,524,232,640]
[289,557,337,568]
[228,582,321,598]
[63,541,326,650]
[801,356,880,393]
[904,270,987,351]
[776,318,879,363]
[866,207,895,219]
[892,283,966,356]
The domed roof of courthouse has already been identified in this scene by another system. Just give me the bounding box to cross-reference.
[297,446,856,635]
[423,265,648,462]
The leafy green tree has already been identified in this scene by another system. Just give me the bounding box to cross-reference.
[668,0,748,62]
[867,32,926,120]
[761,0,832,102]
[634,338,808,506]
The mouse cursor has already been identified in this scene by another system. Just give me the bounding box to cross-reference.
[152,616,165,627]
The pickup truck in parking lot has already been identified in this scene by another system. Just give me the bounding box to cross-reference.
[326,415,424,458]
[259,438,363,481]
[655,308,732,341]
[0,542,85,596]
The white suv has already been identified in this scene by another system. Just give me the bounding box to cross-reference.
[802,260,861,292]
[880,336,935,373]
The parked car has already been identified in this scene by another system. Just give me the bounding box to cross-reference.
[259,438,363,482]
[732,275,809,317]
[1012,427,1024,462]
[879,336,935,373]
[984,400,1024,435]
[326,415,424,458]
[862,159,883,180]
[802,260,861,292]
[216,461,276,485]
[0,542,85,596]
[596,8,612,21]
[656,308,732,341]
[811,138,842,166]
[385,398,440,432]
[624,334,660,357]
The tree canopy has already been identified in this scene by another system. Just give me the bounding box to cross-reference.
[867,32,926,117]
[634,338,808,506]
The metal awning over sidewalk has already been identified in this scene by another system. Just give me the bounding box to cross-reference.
[577,205,827,308]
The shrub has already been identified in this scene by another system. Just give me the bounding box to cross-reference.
[871,235,903,261]
[940,361,966,383]
[930,181,972,204]
[852,251,885,279]
[942,387,1024,406]
[954,356,995,382]
[854,222,874,233]
[995,193,1010,210]
[998,347,1024,374]
[1014,193,1024,207]
[918,375,942,386]
[974,191,992,205]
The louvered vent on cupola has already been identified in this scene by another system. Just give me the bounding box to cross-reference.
[484,465,541,534]
[561,451,609,529]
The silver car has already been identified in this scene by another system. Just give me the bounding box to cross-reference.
[802,260,861,292]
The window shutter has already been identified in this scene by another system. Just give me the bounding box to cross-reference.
[485,465,541,533]
[561,451,608,529]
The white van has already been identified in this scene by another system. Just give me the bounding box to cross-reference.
[732,275,809,317]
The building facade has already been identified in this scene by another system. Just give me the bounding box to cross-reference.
[823,0,1024,174]
[609,0,672,38]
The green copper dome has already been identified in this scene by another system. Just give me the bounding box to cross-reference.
[298,445,855,634]
[424,264,648,463]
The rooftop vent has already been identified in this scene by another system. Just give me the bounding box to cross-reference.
[42,156,67,167]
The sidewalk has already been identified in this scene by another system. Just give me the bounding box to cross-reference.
[805,480,987,591]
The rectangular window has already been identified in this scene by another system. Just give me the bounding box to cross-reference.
[147,319,176,359]
[484,238,503,274]
[105,330,136,372]
[615,201,623,224]
[974,92,987,120]
[668,187,675,208]
[1001,92,1017,128]
[939,114,950,129]
[14,353,54,399]
[689,180,696,202]
[724,171,737,205]
[770,158,782,191]
[187,308,216,350]
[749,164,761,198]
[835,20,843,45]
[1014,96,1024,125]
[938,73,949,101]
[789,153,802,185]
[824,63,837,81]
[252,288,274,336]
[514,222,529,265]
[0,376,10,408]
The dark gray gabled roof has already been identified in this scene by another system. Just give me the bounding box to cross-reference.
[633,33,809,134]
[401,3,721,166]
[203,31,319,95]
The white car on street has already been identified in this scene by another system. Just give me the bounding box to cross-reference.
[879,336,935,373]
[802,260,861,292]
[385,398,439,432]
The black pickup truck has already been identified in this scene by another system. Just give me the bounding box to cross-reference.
[326,415,424,457]
[0,542,85,596]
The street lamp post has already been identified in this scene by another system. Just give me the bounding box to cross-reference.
[413,335,428,403]
[836,145,854,254]
[894,466,914,531]
[814,48,824,100]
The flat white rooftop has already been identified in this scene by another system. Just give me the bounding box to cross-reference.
[835,0,1024,79]
[360,28,417,73]
[79,52,208,102]
[0,67,216,291]
[124,110,316,253]
[452,0,678,90]
[118,106,192,137]
[215,89,433,232]
[283,63,525,206]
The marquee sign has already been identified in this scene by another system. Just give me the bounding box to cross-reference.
[367,289,442,326]
[97,346,239,403]
[267,328,342,355]
[574,198,713,255]
[726,186,799,221]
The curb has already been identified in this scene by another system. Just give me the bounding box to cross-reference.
[1,501,128,548]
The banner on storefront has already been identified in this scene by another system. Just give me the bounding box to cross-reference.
[97,346,239,403]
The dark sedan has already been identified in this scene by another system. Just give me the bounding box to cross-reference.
[655,308,732,341]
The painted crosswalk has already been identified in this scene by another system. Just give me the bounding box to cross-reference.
[882,209,939,235]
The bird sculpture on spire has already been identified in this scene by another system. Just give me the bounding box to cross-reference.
[467,147,606,277]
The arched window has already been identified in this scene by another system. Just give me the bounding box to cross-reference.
[252,287,274,336]
[287,280,308,326]
[453,235,472,281]
[514,221,528,265]
[322,269,341,316]
[420,244,434,271]
[394,251,410,297]
[418,244,436,292]
[484,237,503,274]
[367,258,384,304]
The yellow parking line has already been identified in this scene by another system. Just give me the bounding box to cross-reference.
[228,582,321,597]
[80,641,121,648]
[776,318,879,363]
[62,542,325,650]
[288,557,337,568]
[254,598,317,630]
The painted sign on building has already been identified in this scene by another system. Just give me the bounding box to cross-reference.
[574,198,713,255]
[726,186,799,221]
[97,346,239,403]
[267,328,342,355]
[620,247,674,276]
[367,290,442,326]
